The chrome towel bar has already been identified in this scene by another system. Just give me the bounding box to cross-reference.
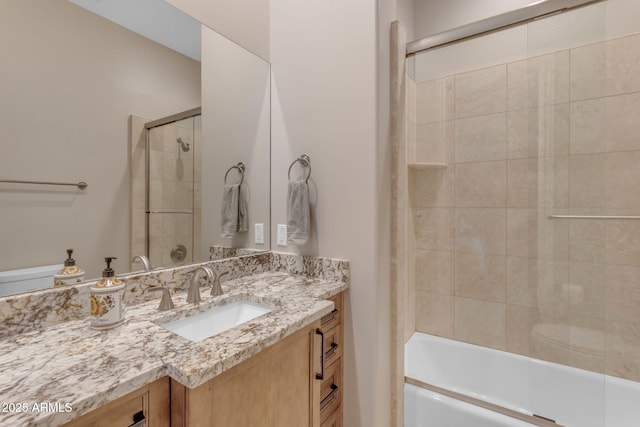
[548,215,640,220]
[0,179,87,189]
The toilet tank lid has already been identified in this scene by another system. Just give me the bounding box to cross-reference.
[0,264,64,283]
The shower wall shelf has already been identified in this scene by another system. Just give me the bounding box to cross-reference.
[408,162,448,170]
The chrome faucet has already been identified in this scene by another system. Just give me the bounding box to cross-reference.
[187,267,213,304]
[131,255,152,272]
[148,286,175,311]
[210,271,229,296]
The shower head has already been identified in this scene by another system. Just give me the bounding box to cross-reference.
[176,137,190,152]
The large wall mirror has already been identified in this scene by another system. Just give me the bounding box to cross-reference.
[0,0,270,297]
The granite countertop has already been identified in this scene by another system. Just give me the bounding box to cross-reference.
[0,271,348,426]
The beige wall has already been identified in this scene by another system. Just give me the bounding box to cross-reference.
[166,0,270,61]
[0,0,200,278]
[200,26,271,253]
[270,0,392,425]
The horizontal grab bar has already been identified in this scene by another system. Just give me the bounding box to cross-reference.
[548,215,640,220]
[0,179,87,189]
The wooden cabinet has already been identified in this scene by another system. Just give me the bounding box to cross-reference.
[62,377,169,427]
[319,292,344,426]
[171,321,322,427]
[62,292,345,427]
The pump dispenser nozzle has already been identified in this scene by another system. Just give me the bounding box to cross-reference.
[64,249,76,267]
[102,257,117,278]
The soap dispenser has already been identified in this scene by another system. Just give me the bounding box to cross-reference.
[53,249,85,287]
[90,257,125,330]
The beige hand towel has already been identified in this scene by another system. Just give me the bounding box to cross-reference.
[221,184,248,239]
[287,180,310,244]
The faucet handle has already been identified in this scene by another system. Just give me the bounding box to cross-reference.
[210,271,229,296]
[148,286,175,311]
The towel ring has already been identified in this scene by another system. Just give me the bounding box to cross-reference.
[224,162,245,186]
[288,154,312,183]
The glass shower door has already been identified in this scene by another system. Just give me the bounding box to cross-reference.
[147,114,200,267]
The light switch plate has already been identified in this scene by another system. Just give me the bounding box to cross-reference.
[277,224,287,246]
[254,223,264,244]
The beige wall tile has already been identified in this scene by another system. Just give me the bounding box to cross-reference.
[534,209,569,260]
[416,291,454,338]
[507,157,569,209]
[409,167,454,208]
[605,221,640,266]
[415,249,453,295]
[570,41,606,101]
[455,113,506,163]
[407,117,417,163]
[569,153,607,209]
[416,120,453,164]
[570,93,640,155]
[506,209,536,258]
[416,77,454,124]
[569,219,606,263]
[571,34,640,101]
[413,208,454,251]
[570,98,606,154]
[506,256,537,307]
[507,158,537,208]
[533,259,570,317]
[606,265,640,332]
[569,261,606,320]
[507,104,569,159]
[507,257,570,313]
[455,65,507,119]
[507,50,570,111]
[455,252,506,303]
[455,208,506,255]
[455,161,506,207]
[605,151,640,209]
[406,75,416,123]
[605,320,640,382]
[454,296,506,350]
[506,304,540,357]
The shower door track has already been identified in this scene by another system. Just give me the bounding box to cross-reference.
[406,0,605,56]
[405,376,564,427]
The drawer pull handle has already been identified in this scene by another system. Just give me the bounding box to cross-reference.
[321,308,339,324]
[316,328,325,380]
[324,342,339,358]
[321,384,339,408]
[128,411,145,427]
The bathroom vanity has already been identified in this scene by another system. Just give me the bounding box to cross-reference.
[0,252,348,427]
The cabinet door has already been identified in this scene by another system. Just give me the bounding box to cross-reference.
[175,322,321,427]
[62,377,169,427]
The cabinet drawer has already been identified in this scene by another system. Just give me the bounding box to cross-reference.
[320,404,342,427]
[320,358,342,424]
[321,294,343,331]
[322,325,342,368]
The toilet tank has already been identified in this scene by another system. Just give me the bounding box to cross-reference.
[0,264,63,297]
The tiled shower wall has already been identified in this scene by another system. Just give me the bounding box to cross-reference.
[410,33,640,381]
[147,118,201,267]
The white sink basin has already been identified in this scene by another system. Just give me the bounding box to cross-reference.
[161,300,276,342]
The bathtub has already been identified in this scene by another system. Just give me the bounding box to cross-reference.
[0,264,62,297]
[405,332,640,427]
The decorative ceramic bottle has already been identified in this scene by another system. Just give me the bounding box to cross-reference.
[90,257,125,330]
[53,249,85,287]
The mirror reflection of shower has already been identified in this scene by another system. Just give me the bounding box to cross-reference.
[145,108,201,268]
[176,137,190,153]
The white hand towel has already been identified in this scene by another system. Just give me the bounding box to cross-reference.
[287,180,310,245]
[221,184,248,239]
